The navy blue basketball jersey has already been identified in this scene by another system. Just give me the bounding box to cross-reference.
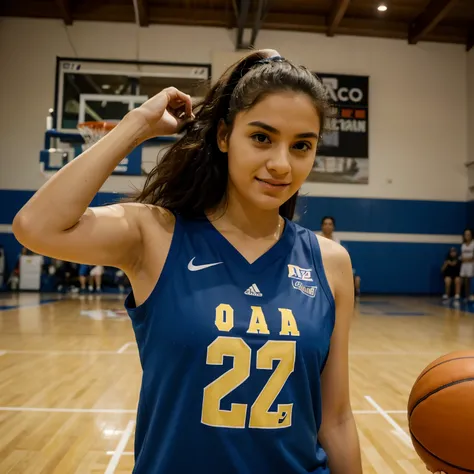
[125,215,335,474]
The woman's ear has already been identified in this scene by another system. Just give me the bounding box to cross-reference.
[217,119,229,153]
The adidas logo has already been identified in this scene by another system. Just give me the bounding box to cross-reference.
[244,284,263,297]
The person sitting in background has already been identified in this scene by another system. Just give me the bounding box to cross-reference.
[441,247,461,301]
[55,260,79,293]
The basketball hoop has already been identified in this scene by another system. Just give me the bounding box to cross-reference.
[78,121,116,150]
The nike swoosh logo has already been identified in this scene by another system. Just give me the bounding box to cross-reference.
[187,257,223,272]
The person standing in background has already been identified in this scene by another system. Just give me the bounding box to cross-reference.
[460,229,474,302]
[318,216,361,297]
[319,216,340,243]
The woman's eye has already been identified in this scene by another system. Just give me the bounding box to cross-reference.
[252,133,270,144]
[293,142,312,152]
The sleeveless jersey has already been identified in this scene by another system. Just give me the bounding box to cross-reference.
[125,215,336,474]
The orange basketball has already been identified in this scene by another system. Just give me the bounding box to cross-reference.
[408,350,474,473]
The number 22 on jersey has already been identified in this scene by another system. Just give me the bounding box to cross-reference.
[201,304,299,429]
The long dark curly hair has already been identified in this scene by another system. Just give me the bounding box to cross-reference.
[131,50,330,220]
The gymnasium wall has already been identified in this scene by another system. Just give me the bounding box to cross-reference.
[467,49,474,230]
[0,17,471,293]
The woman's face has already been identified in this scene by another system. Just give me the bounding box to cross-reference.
[464,230,473,242]
[218,91,321,212]
[322,219,335,235]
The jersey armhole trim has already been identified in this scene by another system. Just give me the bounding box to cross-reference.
[308,230,335,375]
[125,214,183,320]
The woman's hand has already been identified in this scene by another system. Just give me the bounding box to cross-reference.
[131,87,194,142]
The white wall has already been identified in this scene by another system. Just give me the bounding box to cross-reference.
[467,49,474,199]
[0,17,469,202]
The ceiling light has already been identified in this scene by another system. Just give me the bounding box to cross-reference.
[377,4,388,12]
[102,84,111,90]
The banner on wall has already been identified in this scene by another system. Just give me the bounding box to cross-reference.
[308,73,369,184]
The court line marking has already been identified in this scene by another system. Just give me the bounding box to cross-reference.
[0,299,63,311]
[0,351,6,356]
[0,350,137,355]
[0,406,406,415]
[117,342,136,354]
[106,451,133,456]
[356,409,406,414]
[105,419,135,474]
[365,395,414,450]
[351,351,443,355]
[0,407,136,414]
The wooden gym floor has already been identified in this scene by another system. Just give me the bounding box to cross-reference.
[0,292,472,474]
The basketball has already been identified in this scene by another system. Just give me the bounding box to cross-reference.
[408,350,474,473]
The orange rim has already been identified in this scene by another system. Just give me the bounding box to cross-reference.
[78,121,116,132]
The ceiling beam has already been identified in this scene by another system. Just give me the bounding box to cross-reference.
[467,30,474,52]
[133,0,149,27]
[5,2,462,45]
[143,9,465,43]
[249,0,268,48]
[327,0,351,37]
[55,0,73,25]
[236,0,251,49]
[231,0,239,23]
[408,0,458,44]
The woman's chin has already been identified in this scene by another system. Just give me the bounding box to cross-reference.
[246,191,289,211]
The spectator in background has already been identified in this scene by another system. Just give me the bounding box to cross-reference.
[79,264,103,293]
[318,216,361,298]
[78,264,92,293]
[353,270,361,299]
[55,260,79,293]
[90,265,103,293]
[7,247,31,291]
[114,269,130,294]
[441,247,461,301]
[460,228,474,302]
[320,216,340,243]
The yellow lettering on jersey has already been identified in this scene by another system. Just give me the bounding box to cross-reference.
[247,306,270,335]
[201,336,251,428]
[249,340,295,429]
[215,304,234,332]
[279,308,300,337]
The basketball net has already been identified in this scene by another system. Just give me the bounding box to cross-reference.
[77,121,116,151]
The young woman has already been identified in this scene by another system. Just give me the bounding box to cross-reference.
[13,49,363,473]
[460,229,474,302]
[441,247,461,301]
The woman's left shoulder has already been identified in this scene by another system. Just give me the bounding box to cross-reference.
[314,233,353,297]
[314,232,350,265]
